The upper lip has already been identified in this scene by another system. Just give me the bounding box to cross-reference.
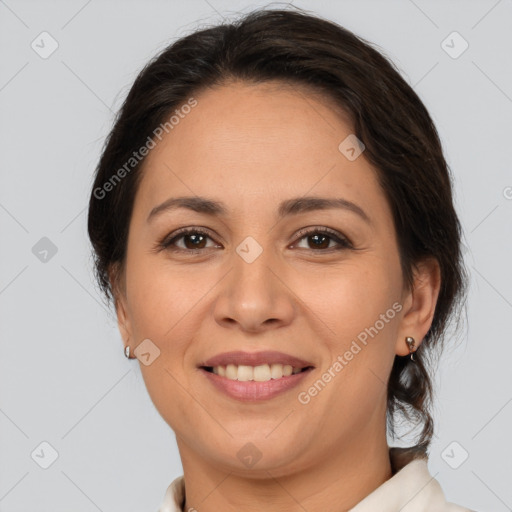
[199,350,315,369]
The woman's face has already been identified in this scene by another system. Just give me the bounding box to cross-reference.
[114,81,431,476]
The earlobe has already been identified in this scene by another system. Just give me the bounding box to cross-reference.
[395,258,441,357]
[405,336,416,361]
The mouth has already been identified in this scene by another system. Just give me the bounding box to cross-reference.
[200,363,314,382]
[197,350,315,401]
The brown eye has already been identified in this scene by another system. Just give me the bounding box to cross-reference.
[305,233,331,249]
[292,228,352,251]
[180,232,208,250]
[157,226,352,254]
[160,228,219,252]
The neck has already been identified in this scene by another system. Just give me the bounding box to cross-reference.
[177,429,392,512]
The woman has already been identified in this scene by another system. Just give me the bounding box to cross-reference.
[87,8,473,512]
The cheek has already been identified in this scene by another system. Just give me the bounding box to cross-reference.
[127,259,197,423]
[302,264,400,431]
[125,255,198,339]
[297,256,401,404]
[294,258,400,339]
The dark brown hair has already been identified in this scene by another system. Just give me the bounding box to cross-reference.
[87,7,468,455]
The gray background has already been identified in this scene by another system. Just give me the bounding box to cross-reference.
[0,0,511,510]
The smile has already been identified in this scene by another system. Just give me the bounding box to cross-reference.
[202,363,311,381]
[199,365,314,401]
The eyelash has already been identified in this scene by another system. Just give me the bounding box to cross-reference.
[155,226,353,254]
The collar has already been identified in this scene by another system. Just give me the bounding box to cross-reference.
[158,447,468,512]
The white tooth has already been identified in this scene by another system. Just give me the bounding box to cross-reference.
[237,365,254,381]
[226,364,238,380]
[253,364,271,382]
[216,363,299,380]
[270,363,284,379]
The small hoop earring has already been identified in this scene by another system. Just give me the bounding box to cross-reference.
[124,345,130,358]
[405,336,416,361]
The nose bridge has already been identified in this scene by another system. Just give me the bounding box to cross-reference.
[213,230,295,330]
[232,232,279,300]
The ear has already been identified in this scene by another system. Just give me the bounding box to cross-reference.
[109,263,132,347]
[395,257,441,356]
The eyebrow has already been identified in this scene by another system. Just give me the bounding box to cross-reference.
[147,195,371,224]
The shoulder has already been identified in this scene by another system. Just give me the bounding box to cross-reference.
[158,475,185,512]
[349,447,475,511]
[392,447,474,511]
[444,503,476,512]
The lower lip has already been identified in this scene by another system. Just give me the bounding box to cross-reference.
[199,367,313,402]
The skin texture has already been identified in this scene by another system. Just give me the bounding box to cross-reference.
[113,80,441,512]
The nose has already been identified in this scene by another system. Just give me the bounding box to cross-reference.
[213,242,296,333]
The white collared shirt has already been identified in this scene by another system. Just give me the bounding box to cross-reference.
[157,447,474,512]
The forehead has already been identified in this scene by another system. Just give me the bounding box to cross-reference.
[133,80,388,223]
